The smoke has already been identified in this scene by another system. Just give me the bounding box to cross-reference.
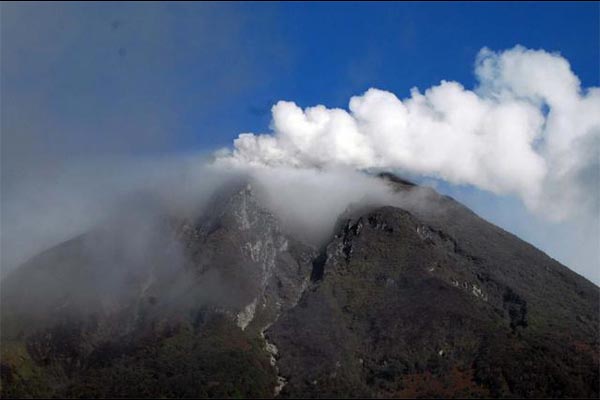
[0,1,283,277]
[1,154,229,275]
[246,166,398,245]
[2,37,598,287]
[220,46,600,222]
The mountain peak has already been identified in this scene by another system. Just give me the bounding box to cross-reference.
[376,171,417,188]
[1,175,598,398]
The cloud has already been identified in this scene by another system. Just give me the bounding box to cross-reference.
[0,154,221,276]
[1,30,597,288]
[220,46,600,221]
[0,2,285,192]
[0,2,286,276]
[246,166,398,246]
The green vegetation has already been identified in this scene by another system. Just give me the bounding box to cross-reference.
[1,315,277,398]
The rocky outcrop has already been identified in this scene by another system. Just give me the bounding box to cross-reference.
[0,179,315,398]
[1,174,598,398]
[266,185,599,398]
[177,181,315,333]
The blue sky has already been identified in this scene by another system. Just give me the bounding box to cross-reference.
[2,2,599,282]
[190,1,600,149]
[4,2,597,157]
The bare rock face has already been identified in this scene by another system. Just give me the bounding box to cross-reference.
[0,179,314,398]
[1,174,598,399]
[175,181,315,332]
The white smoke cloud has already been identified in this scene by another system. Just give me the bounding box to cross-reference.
[2,43,597,284]
[219,46,600,221]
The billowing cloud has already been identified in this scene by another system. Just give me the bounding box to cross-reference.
[220,46,600,221]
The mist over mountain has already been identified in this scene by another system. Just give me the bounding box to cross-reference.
[1,169,598,398]
[1,3,598,398]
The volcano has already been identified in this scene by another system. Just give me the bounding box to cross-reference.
[1,173,598,398]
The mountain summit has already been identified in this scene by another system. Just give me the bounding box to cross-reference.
[1,173,598,398]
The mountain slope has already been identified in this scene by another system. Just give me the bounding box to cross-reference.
[1,181,312,398]
[268,201,598,397]
[1,174,598,398]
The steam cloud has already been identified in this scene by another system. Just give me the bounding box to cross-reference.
[220,46,600,221]
[2,44,598,284]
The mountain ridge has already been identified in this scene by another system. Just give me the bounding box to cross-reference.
[1,172,598,398]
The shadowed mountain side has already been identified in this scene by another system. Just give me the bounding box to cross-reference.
[267,204,598,397]
[1,173,598,398]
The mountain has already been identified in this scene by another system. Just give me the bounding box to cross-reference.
[1,173,598,398]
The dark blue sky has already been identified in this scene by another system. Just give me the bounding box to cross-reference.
[201,1,599,150]
[4,2,597,159]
